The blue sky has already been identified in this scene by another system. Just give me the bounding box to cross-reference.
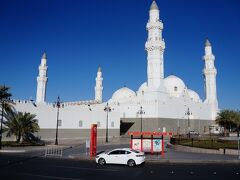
[0,0,239,109]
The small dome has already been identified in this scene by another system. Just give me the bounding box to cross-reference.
[187,89,201,102]
[138,82,147,92]
[137,82,148,96]
[164,75,186,97]
[112,87,136,101]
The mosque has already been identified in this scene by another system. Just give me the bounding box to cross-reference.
[13,1,218,140]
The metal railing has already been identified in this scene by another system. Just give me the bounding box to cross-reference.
[45,145,63,157]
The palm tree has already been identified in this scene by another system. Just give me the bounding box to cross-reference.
[216,110,235,136]
[0,85,14,148]
[233,111,240,137]
[0,85,12,99]
[4,111,40,143]
[0,85,14,116]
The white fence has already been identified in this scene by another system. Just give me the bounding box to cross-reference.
[45,145,63,157]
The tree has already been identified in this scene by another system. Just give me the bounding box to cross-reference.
[0,85,14,148]
[233,111,240,137]
[4,111,40,143]
[0,85,12,99]
[0,85,13,113]
[216,110,235,136]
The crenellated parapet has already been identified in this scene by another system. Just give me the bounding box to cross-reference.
[63,100,101,107]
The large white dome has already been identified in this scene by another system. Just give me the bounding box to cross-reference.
[187,89,201,102]
[112,87,136,101]
[164,75,186,97]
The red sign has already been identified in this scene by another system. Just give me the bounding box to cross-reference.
[128,131,173,136]
[90,124,97,158]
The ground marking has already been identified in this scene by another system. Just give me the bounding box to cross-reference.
[20,173,84,180]
[49,165,120,172]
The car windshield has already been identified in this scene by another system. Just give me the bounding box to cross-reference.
[96,151,105,155]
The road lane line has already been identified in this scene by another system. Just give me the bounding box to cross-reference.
[49,165,120,172]
[19,173,84,180]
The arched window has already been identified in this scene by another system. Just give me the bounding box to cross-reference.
[174,86,178,92]
[111,122,114,127]
[79,120,83,127]
[97,121,100,127]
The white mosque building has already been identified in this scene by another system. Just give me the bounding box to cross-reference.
[13,1,218,140]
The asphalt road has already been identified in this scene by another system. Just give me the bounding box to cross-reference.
[0,154,239,180]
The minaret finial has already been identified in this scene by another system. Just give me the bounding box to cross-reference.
[150,0,159,10]
[205,39,211,47]
[42,52,47,59]
[98,66,102,72]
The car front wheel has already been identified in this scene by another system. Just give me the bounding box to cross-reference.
[98,158,106,166]
[127,159,135,167]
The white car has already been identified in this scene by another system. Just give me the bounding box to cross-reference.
[95,148,145,167]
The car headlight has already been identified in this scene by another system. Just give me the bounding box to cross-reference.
[96,156,99,158]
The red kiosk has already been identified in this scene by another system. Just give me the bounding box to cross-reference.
[128,132,173,157]
[90,124,97,158]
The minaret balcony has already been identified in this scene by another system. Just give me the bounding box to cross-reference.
[203,68,217,75]
[145,40,165,50]
[146,21,163,30]
[203,54,215,61]
[37,76,48,81]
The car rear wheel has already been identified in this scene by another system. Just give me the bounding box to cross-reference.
[127,159,135,167]
[98,158,106,166]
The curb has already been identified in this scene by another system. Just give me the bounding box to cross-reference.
[66,154,240,164]
[0,150,26,153]
[145,159,240,164]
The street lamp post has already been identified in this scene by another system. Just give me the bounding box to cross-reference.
[185,108,192,138]
[54,96,63,145]
[137,106,145,132]
[104,103,111,143]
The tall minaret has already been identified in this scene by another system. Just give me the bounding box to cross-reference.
[36,52,48,103]
[145,0,165,90]
[94,66,103,102]
[203,39,218,119]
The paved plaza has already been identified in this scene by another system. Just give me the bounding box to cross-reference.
[1,137,239,163]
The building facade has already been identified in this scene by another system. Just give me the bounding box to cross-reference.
[13,1,218,140]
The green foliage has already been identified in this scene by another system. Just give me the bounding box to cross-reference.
[4,111,40,143]
[171,137,238,149]
[215,109,240,135]
[0,85,12,100]
[0,85,14,118]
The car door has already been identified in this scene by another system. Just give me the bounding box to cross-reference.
[119,150,132,165]
[106,150,120,164]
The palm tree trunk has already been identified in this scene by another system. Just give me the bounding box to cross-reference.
[238,125,240,137]
[224,124,227,137]
[16,131,21,143]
